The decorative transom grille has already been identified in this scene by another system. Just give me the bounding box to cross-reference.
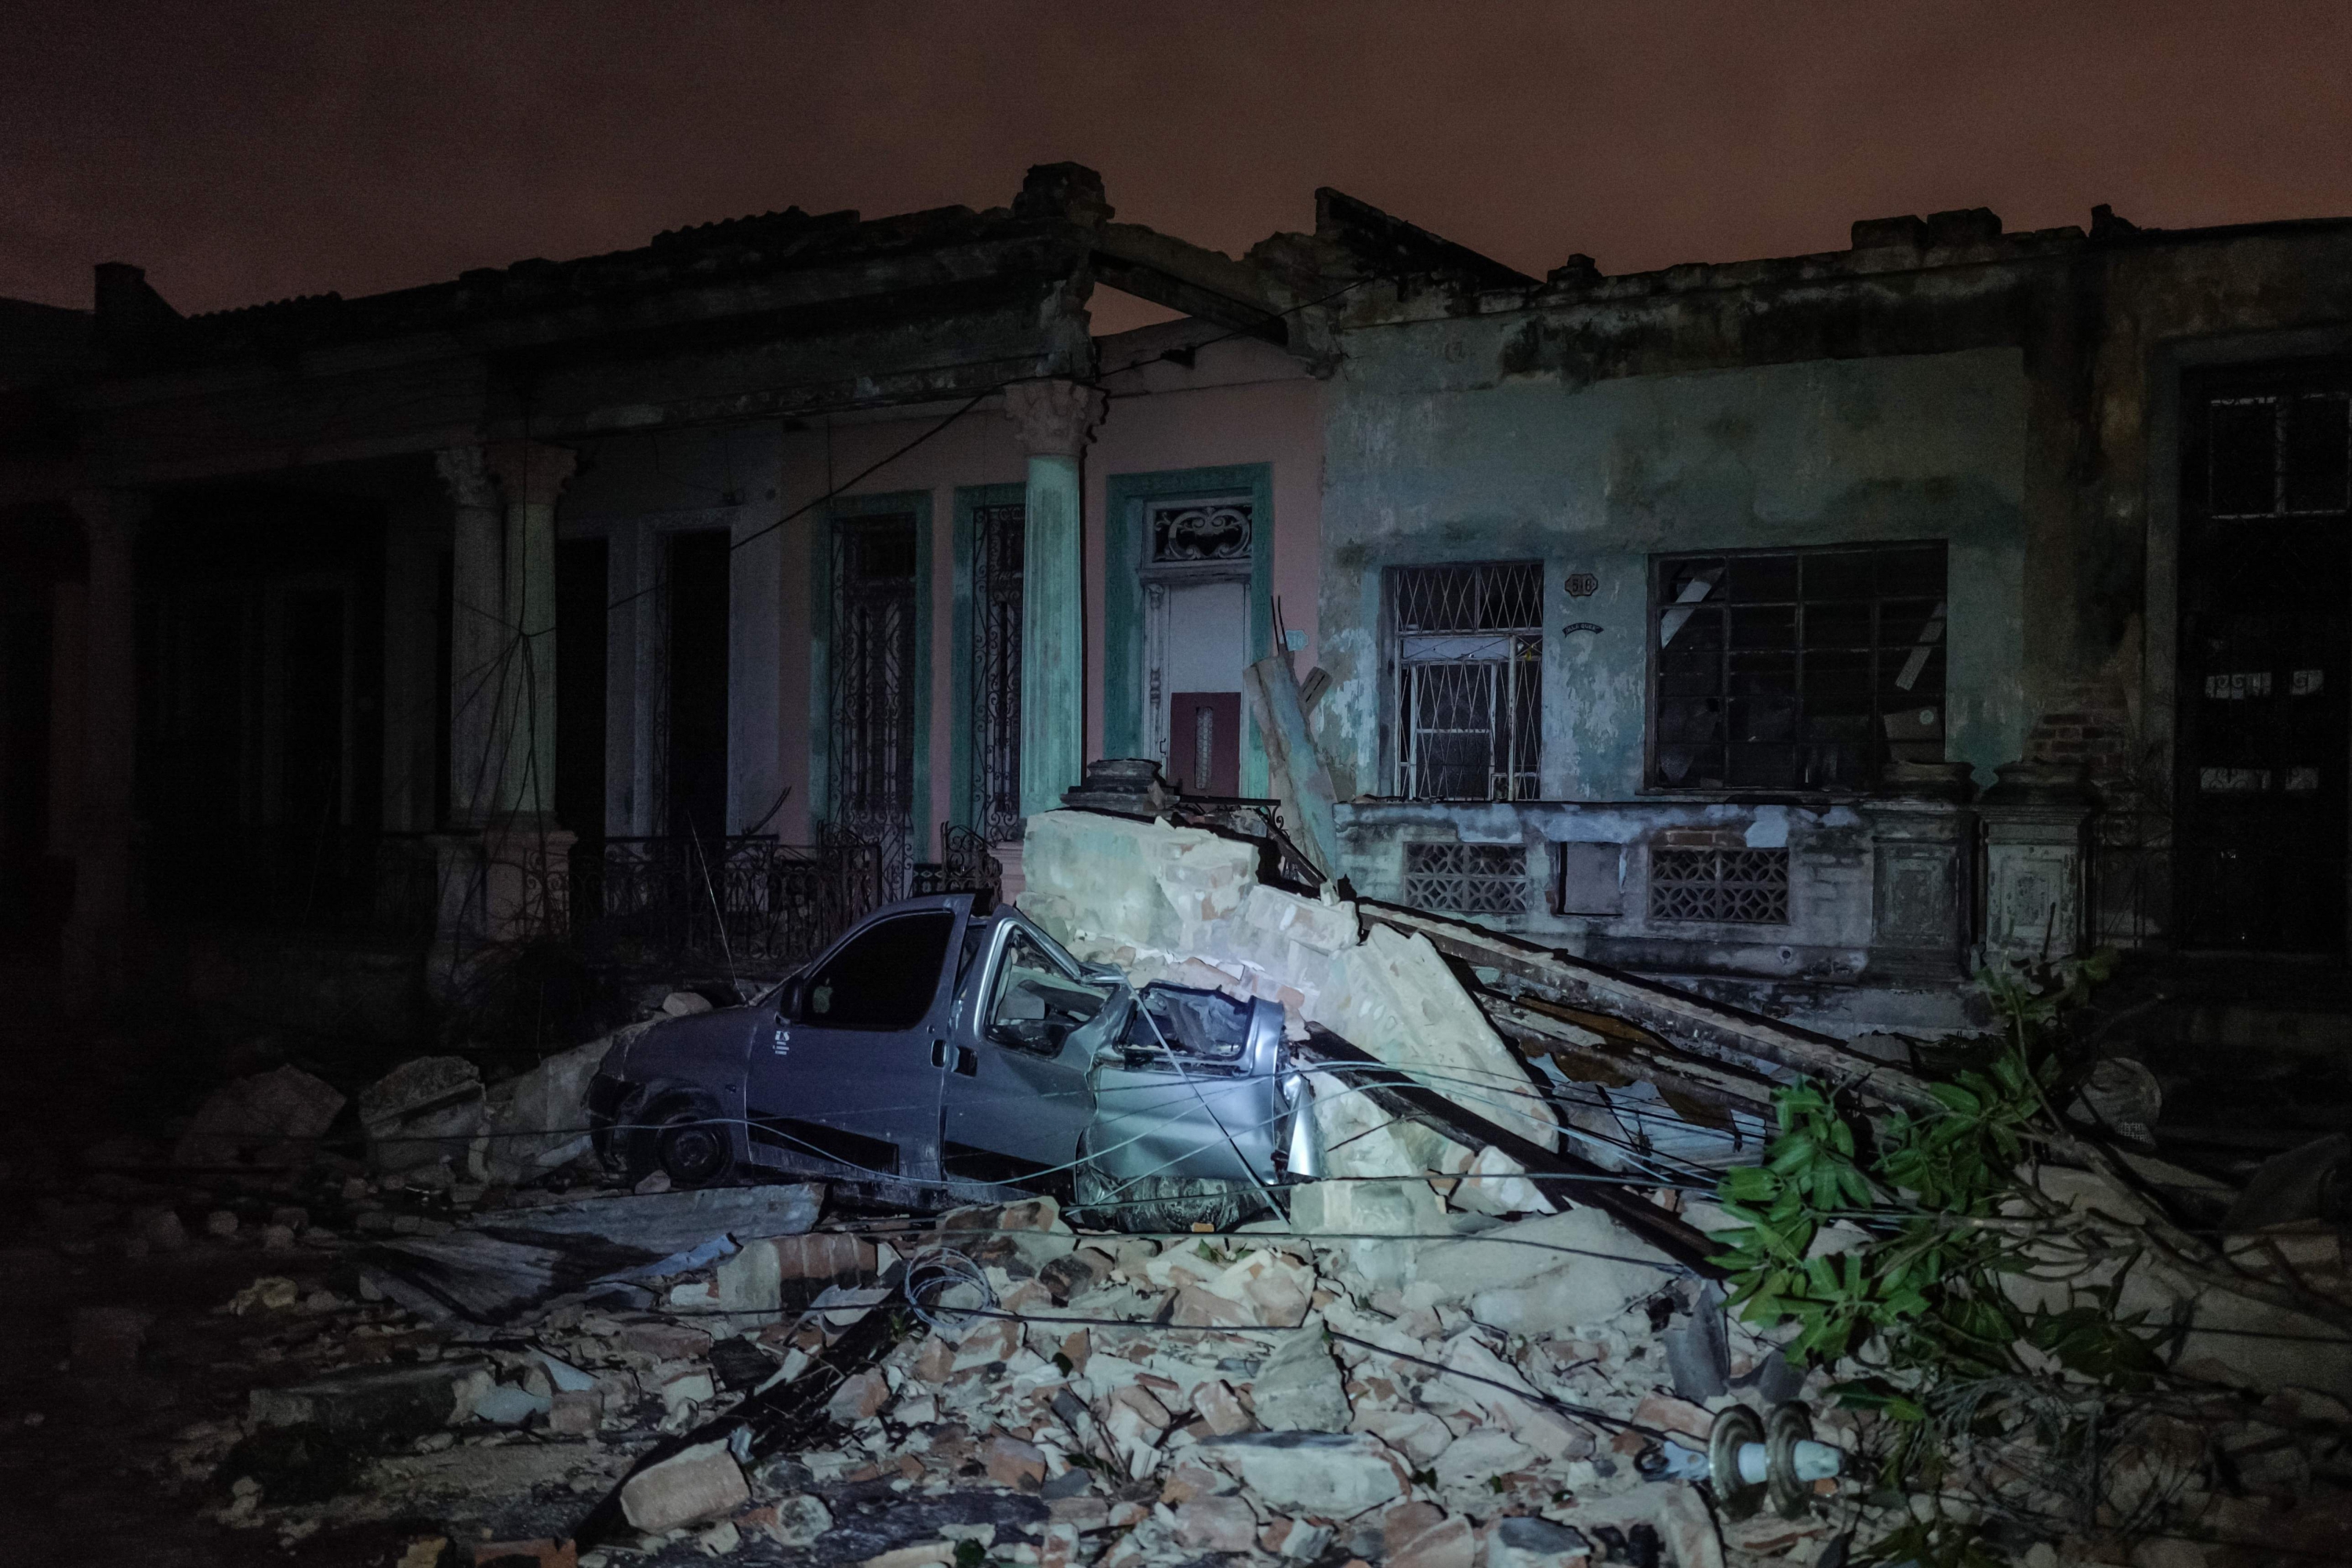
[1388,561,1544,801]
[969,502,1025,844]
[1149,498,1253,564]
[1402,841,1529,916]
[1649,847,1790,924]
[830,513,917,898]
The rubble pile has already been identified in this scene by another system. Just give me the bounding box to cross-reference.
[158,1189,1845,1568]
[10,811,2352,1564]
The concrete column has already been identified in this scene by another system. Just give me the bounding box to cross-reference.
[61,487,147,1008]
[484,441,576,819]
[379,499,442,832]
[436,447,503,826]
[1004,380,1105,819]
[603,517,654,837]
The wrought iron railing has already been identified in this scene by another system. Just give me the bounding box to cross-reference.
[572,829,886,971]
[910,823,1004,903]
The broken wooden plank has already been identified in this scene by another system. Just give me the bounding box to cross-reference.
[1363,901,1943,1115]
[1242,652,1341,878]
[1481,993,1784,1123]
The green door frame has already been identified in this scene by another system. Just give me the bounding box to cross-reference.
[1102,463,1276,797]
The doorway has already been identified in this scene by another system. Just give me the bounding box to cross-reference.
[829,511,918,892]
[2176,363,2352,953]
[554,539,608,837]
[665,530,730,843]
[1145,574,1248,795]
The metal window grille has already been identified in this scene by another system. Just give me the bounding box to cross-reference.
[1149,498,1253,564]
[1402,841,1530,916]
[1650,543,1947,792]
[1648,846,1790,924]
[830,514,917,898]
[969,502,1025,844]
[1388,562,1544,800]
[2206,393,2352,517]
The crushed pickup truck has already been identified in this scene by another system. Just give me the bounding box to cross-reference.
[589,891,1319,1229]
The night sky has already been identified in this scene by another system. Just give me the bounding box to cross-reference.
[6,2,2350,328]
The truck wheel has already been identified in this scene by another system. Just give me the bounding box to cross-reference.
[653,1102,735,1188]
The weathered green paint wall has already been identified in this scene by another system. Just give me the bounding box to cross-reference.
[1317,339,2028,800]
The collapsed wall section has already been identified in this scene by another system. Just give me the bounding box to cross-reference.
[1019,809,1559,1203]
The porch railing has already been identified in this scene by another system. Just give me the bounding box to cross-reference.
[571,831,883,971]
[910,823,1004,902]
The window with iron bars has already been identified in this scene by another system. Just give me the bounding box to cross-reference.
[1651,543,1947,792]
[1387,561,1544,800]
[2205,390,2352,517]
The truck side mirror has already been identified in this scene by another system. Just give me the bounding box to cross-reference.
[777,978,804,1022]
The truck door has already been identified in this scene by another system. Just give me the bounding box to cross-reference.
[749,897,967,1189]
[938,919,1106,1194]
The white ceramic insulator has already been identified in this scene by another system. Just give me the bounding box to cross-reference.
[1792,1439,1843,1480]
[1733,1438,1845,1485]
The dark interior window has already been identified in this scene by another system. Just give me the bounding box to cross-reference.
[804,910,953,1030]
[1651,543,1947,791]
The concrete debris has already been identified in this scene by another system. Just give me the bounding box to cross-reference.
[481,1030,647,1186]
[16,808,2343,1566]
[249,1358,490,1443]
[356,1182,822,1323]
[174,1064,347,1168]
[1198,1431,1406,1516]
[1248,1326,1352,1432]
[358,1054,488,1179]
[1021,809,1560,1154]
[618,1438,749,1531]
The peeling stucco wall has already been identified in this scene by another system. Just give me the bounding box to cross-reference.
[1316,334,2029,800]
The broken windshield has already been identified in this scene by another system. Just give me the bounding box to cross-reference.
[1121,984,1251,1061]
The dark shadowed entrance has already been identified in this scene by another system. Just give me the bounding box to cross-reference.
[2176,361,2352,953]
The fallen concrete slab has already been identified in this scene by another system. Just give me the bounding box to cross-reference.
[174,1064,346,1168]
[357,1182,822,1323]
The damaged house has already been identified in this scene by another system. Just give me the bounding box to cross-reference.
[9,173,2352,1099]
[5,162,2352,1566]
[0,164,1338,1034]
